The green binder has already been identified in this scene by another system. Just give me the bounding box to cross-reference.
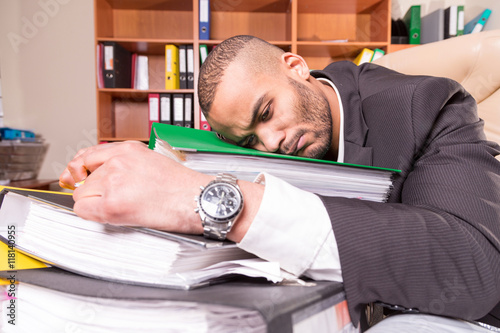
[403,5,421,44]
[148,122,400,173]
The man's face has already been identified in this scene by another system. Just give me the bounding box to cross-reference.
[208,61,334,159]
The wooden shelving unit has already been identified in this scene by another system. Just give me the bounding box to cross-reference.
[93,0,393,142]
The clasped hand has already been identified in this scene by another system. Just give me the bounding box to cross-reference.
[59,141,211,234]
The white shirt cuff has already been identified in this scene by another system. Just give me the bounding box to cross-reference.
[238,172,342,281]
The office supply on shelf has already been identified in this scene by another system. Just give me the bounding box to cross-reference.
[160,93,172,125]
[133,54,149,90]
[464,9,492,34]
[184,94,194,128]
[102,41,132,88]
[457,5,465,36]
[391,18,409,44]
[173,94,184,126]
[96,42,104,88]
[200,110,211,131]
[0,188,266,290]
[0,267,356,333]
[187,44,195,89]
[148,94,160,134]
[200,44,209,64]
[165,44,180,90]
[421,8,444,44]
[150,123,398,202]
[179,44,187,89]
[199,0,210,40]
[353,48,374,65]
[403,5,421,44]
[444,6,458,39]
[370,48,385,62]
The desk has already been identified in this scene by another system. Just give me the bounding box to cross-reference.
[8,179,59,190]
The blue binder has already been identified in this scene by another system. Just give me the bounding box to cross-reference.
[199,0,210,40]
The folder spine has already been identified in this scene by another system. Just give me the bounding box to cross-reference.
[103,42,132,88]
[179,45,187,89]
[148,94,160,134]
[160,93,172,125]
[173,94,184,126]
[199,0,210,40]
[184,94,193,128]
[165,45,180,90]
[187,45,194,89]
[403,5,421,44]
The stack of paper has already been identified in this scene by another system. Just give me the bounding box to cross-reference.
[150,123,399,203]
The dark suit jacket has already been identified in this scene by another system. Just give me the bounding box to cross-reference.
[311,61,500,326]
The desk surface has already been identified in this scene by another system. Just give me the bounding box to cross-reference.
[8,179,59,190]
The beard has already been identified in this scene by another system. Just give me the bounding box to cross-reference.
[283,78,333,159]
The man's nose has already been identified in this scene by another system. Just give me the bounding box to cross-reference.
[257,127,285,153]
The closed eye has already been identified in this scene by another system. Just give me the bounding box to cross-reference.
[242,134,257,148]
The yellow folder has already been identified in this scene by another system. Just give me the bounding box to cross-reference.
[353,48,374,66]
[165,44,180,90]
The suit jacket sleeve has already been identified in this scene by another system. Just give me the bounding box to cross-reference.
[319,72,500,325]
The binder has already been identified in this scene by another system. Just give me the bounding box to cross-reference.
[353,48,374,66]
[200,110,211,131]
[199,0,210,40]
[464,9,492,34]
[421,8,444,44]
[184,94,193,128]
[165,44,180,90]
[160,93,172,125]
[178,45,187,89]
[370,48,385,62]
[187,44,194,89]
[0,268,352,333]
[102,41,132,88]
[391,19,409,44]
[96,43,104,88]
[403,5,421,44]
[444,6,458,39]
[172,94,184,126]
[148,93,160,134]
[200,44,209,64]
[134,55,149,90]
[457,5,465,36]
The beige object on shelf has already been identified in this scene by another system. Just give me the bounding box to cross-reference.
[374,30,500,148]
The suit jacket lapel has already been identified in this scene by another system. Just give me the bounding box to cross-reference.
[312,62,374,166]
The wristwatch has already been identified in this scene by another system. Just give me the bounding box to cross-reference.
[194,173,244,240]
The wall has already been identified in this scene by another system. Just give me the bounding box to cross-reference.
[0,0,96,183]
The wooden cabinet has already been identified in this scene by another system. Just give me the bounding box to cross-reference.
[93,0,392,142]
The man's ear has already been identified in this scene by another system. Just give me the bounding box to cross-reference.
[281,52,310,80]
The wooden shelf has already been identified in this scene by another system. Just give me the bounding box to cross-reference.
[93,0,392,142]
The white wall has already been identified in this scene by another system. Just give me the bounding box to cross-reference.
[0,0,96,181]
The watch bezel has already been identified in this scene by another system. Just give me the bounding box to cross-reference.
[198,181,244,223]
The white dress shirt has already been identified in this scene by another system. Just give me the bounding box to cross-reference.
[238,78,345,282]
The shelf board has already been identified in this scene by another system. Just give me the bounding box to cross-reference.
[100,137,150,142]
[98,88,194,97]
[96,38,195,54]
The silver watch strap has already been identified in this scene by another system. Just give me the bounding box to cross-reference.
[215,173,238,185]
[203,221,231,240]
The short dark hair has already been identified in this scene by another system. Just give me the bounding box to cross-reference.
[197,35,284,115]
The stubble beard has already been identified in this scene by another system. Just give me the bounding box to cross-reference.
[284,78,333,159]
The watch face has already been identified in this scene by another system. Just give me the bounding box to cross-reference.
[200,182,242,221]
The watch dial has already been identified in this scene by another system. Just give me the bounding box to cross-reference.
[201,183,242,220]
